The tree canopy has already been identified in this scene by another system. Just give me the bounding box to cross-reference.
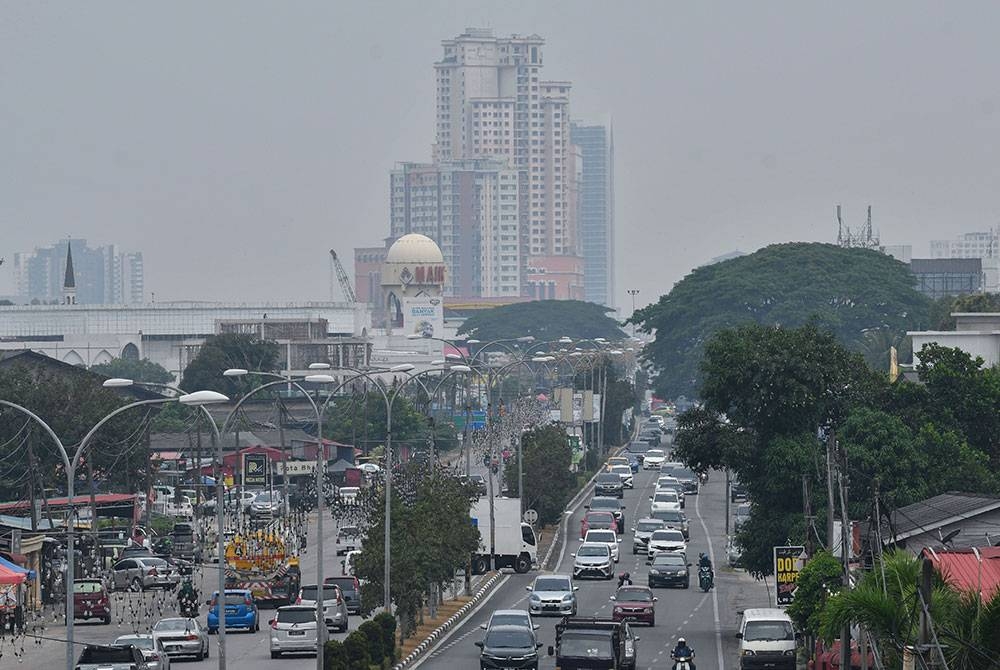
[90,357,173,384]
[632,243,931,398]
[180,333,280,396]
[457,300,626,349]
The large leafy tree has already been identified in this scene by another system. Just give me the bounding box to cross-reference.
[90,357,173,384]
[180,333,280,396]
[502,424,576,525]
[632,242,931,398]
[457,300,626,350]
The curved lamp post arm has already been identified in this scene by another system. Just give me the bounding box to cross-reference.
[72,398,176,472]
[0,400,71,471]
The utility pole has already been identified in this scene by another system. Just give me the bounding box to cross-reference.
[627,289,639,337]
[838,445,852,670]
[803,474,814,558]
[725,469,731,536]
[826,429,837,550]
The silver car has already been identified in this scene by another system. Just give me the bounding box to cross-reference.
[269,605,319,658]
[632,518,666,555]
[111,557,179,591]
[250,491,284,518]
[151,617,209,661]
[526,574,578,617]
[113,634,171,670]
[296,584,349,633]
[572,542,614,580]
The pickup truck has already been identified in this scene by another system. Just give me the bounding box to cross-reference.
[75,644,150,670]
[548,617,638,670]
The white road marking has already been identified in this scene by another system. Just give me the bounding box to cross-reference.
[694,485,726,670]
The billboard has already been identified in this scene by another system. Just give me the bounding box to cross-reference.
[243,453,268,487]
[402,296,444,340]
[773,545,807,606]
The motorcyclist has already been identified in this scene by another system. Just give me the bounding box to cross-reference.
[617,572,632,588]
[177,578,199,618]
[671,637,695,669]
[698,553,714,589]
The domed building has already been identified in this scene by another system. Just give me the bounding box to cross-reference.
[381,234,446,335]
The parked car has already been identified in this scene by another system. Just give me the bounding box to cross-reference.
[268,605,319,658]
[584,528,621,563]
[631,518,666,555]
[594,472,624,498]
[206,589,259,633]
[646,529,687,559]
[727,536,743,568]
[734,502,752,530]
[572,542,615,580]
[296,584,349,632]
[324,576,361,615]
[609,465,634,489]
[587,497,626,533]
[74,579,111,624]
[111,557,179,592]
[475,624,543,670]
[112,634,170,670]
[151,617,209,661]
[479,609,539,632]
[647,552,691,589]
[580,510,617,539]
[610,586,658,626]
[730,478,748,502]
[526,574,578,617]
[75,644,149,670]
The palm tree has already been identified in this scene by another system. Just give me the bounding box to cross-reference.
[935,588,1000,670]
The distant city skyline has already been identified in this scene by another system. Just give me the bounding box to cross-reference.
[10,238,144,305]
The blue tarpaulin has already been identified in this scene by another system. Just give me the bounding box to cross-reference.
[0,556,34,581]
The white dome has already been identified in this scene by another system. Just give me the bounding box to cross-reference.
[386,234,444,265]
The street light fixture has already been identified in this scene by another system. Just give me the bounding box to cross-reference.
[308,363,332,370]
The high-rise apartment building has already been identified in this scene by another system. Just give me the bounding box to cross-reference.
[929,228,1000,292]
[570,121,615,306]
[390,159,522,298]
[12,239,144,304]
[433,28,582,299]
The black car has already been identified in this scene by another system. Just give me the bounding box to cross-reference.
[76,644,149,670]
[647,552,690,588]
[469,474,488,497]
[662,466,700,495]
[626,442,649,464]
[476,624,542,670]
[324,575,362,615]
[594,473,624,499]
[730,478,748,502]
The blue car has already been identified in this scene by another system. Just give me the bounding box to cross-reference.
[207,589,259,633]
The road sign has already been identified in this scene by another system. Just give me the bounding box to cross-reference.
[773,545,807,606]
[243,453,268,487]
[523,509,539,524]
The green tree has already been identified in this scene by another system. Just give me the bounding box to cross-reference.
[342,631,371,670]
[457,300,626,350]
[787,551,843,641]
[503,424,576,525]
[631,243,930,398]
[180,333,280,396]
[322,393,435,454]
[90,357,173,384]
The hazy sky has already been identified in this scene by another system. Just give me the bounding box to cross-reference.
[3,2,999,312]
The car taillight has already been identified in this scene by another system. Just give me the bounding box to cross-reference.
[210,598,217,608]
[270,619,279,629]
[295,596,302,604]
[186,634,199,640]
[244,597,253,606]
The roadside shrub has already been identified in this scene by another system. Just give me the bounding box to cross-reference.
[358,620,385,665]
[324,639,348,670]
[343,631,372,670]
[373,611,398,663]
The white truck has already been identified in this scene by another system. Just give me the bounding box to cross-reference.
[470,498,537,575]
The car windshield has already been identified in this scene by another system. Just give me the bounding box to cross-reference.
[587,512,613,522]
[578,545,609,557]
[300,585,340,601]
[74,581,104,594]
[560,633,614,659]
[654,554,686,566]
[114,636,153,650]
[490,612,529,626]
[597,474,619,483]
[617,588,652,602]
[587,531,616,543]
[671,468,696,479]
[144,558,169,568]
[744,621,795,641]
[484,629,534,648]
[277,609,317,624]
[654,492,677,502]
[153,619,194,632]
[78,647,135,663]
[590,499,618,510]
[636,521,664,532]
[651,530,684,542]
[658,511,683,522]
[255,493,275,503]
[611,466,630,474]
[223,592,249,605]
[325,578,357,591]
[647,450,664,457]
[534,578,570,592]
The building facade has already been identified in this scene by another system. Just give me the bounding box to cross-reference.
[12,239,144,304]
[909,258,983,299]
[929,229,1000,292]
[570,121,614,306]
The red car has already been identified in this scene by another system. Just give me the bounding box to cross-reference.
[73,579,111,624]
[580,510,617,539]
[611,585,658,626]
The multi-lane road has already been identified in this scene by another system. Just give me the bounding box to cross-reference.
[416,462,769,670]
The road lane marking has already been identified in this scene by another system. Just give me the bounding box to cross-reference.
[694,484,726,670]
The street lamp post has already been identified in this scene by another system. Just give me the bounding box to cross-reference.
[627,289,640,337]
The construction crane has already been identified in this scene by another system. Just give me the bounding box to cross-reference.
[329,249,357,303]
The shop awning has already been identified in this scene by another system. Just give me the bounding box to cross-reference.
[0,564,26,585]
[0,556,34,581]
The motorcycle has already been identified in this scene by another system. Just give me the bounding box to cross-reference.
[672,654,695,670]
[698,566,714,592]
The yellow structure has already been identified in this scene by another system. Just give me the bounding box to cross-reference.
[225,529,287,573]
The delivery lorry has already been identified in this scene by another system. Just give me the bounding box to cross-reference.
[470,498,537,574]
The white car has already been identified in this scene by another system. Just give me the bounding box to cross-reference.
[656,475,681,490]
[584,528,621,563]
[572,542,614,580]
[269,605,319,658]
[337,487,360,505]
[650,490,681,514]
[151,617,209,661]
[646,529,687,559]
[357,463,382,475]
[643,449,666,469]
[609,465,634,489]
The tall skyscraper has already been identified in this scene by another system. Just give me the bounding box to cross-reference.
[433,28,582,299]
[570,121,615,307]
[12,239,145,304]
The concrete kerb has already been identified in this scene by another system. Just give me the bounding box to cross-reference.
[392,570,507,670]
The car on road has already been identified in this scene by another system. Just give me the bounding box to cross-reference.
[625,442,649,464]
[268,605,319,658]
[647,552,691,589]
[734,502,752,530]
[468,474,488,497]
[324,575,362,615]
[475,623,543,670]
[610,585,658,626]
[480,609,539,632]
[588,497,626,533]
[660,464,700,494]
[151,617,209,661]
[624,453,641,472]
[249,491,284,518]
[594,472,624,498]
[357,462,382,476]
[642,449,667,469]
[727,536,743,568]
[74,579,112,624]
[112,634,171,670]
[206,589,259,633]
[655,477,685,509]
[649,490,681,514]
[730,478,748,502]
[111,556,179,592]
[584,528,621,563]
[652,509,689,539]
[336,525,361,556]
[646,529,687,559]
[580,510,617,539]
[609,465,634,489]
[526,574,578,616]
[572,542,615,580]
[606,456,630,469]
[75,644,150,670]
[631,518,666,555]
[296,583,349,632]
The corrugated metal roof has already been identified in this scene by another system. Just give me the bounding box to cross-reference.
[923,547,1000,599]
[889,492,1000,541]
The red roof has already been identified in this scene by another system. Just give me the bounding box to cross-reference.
[0,493,137,513]
[923,547,1000,599]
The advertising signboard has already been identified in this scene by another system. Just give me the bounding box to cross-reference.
[275,461,317,476]
[568,435,583,466]
[773,545,807,606]
[402,296,444,340]
[243,453,268,487]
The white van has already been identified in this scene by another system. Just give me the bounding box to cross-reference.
[736,608,797,669]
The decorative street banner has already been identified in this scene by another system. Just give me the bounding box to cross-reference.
[773,545,807,606]
[453,410,487,431]
[568,435,583,467]
[402,296,444,339]
[243,453,268,487]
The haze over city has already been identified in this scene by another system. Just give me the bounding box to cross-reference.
[3,1,999,310]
